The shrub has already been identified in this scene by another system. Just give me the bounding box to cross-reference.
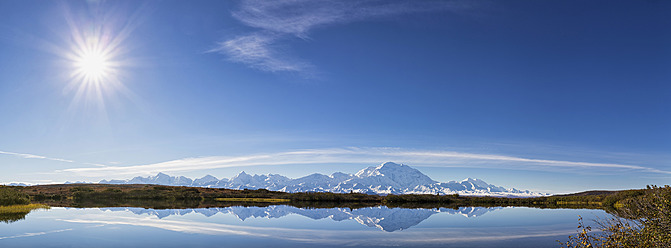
[561,186,671,248]
[0,187,30,206]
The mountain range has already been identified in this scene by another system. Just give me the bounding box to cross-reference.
[99,162,546,197]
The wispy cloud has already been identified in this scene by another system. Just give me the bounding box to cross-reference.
[213,32,311,73]
[0,150,106,167]
[0,150,75,163]
[59,147,669,177]
[210,0,472,74]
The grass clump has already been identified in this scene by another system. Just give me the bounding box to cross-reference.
[0,203,49,223]
[0,204,50,214]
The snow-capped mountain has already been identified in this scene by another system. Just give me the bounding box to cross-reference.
[101,172,193,186]
[99,162,547,197]
[192,175,219,186]
[98,205,502,232]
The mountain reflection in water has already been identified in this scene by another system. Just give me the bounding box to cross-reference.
[96,206,500,232]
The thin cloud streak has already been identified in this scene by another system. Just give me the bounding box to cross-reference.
[211,32,311,73]
[0,150,75,163]
[211,0,472,73]
[59,147,668,177]
[0,150,106,167]
[231,0,467,38]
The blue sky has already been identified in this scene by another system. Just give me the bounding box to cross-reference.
[0,0,669,193]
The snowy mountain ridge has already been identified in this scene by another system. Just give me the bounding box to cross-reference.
[99,162,547,197]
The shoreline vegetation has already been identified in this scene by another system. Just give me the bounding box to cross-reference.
[561,185,670,248]
[0,187,50,223]
[0,204,50,223]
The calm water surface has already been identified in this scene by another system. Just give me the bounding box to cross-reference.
[1,206,610,247]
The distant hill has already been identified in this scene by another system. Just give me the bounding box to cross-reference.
[554,190,618,197]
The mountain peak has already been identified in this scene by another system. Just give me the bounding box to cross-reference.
[462,177,486,183]
[196,175,218,181]
[229,171,256,185]
[353,161,437,189]
[356,162,407,177]
[202,174,217,179]
[154,172,171,179]
[379,162,402,169]
[461,178,491,189]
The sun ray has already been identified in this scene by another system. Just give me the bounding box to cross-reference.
[59,3,134,115]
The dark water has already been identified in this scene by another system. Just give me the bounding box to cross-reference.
[0,206,610,247]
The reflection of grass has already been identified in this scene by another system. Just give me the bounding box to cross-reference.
[0,204,50,223]
[215,198,290,203]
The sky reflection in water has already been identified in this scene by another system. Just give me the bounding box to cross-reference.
[0,206,611,248]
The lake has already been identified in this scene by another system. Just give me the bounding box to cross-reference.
[1,205,610,247]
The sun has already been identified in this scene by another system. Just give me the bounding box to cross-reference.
[58,2,138,115]
[74,48,111,83]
